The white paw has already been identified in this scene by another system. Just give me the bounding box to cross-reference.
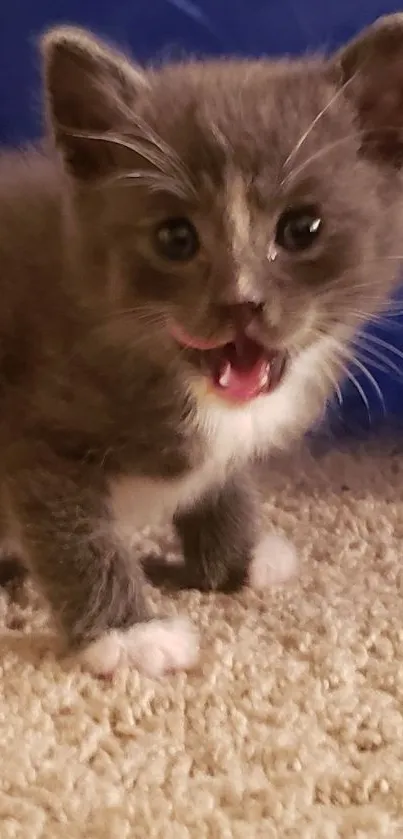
[249,534,298,589]
[80,618,199,678]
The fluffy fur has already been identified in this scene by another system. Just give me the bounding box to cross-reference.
[0,15,402,673]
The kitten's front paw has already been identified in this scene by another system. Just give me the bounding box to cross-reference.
[79,617,199,678]
[249,534,298,589]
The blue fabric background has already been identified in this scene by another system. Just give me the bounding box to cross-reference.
[1,0,403,436]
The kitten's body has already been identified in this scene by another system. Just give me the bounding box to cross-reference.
[1,16,403,674]
[0,149,317,521]
[0,146,301,654]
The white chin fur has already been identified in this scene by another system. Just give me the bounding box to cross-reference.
[249,533,298,589]
[79,618,199,678]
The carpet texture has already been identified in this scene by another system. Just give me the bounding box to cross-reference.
[1,442,403,838]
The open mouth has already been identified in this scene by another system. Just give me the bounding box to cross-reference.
[171,324,288,403]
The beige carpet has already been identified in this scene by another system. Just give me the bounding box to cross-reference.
[1,441,403,838]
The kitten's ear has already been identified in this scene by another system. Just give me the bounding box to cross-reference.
[41,26,149,180]
[331,14,403,166]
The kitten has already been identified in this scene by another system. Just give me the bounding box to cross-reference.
[0,15,402,676]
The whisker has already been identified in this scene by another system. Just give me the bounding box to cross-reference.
[118,172,190,199]
[348,311,396,329]
[341,366,371,419]
[355,347,403,380]
[319,359,344,407]
[350,356,385,415]
[99,303,167,320]
[281,136,358,186]
[282,125,403,187]
[353,352,392,379]
[65,126,195,195]
[374,312,403,322]
[352,333,402,366]
[283,74,357,172]
[66,129,167,173]
[308,331,378,419]
[119,111,188,173]
[359,332,403,366]
[328,307,403,330]
[350,340,403,379]
[324,333,385,416]
[122,119,194,186]
[95,169,188,198]
[83,306,169,342]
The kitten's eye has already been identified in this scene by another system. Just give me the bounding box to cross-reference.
[154,217,200,262]
[275,206,322,252]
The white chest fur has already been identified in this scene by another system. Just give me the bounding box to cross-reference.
[108,393,273,541]
[108,342,325,542]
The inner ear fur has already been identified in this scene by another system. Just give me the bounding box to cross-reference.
[41,26,149,180]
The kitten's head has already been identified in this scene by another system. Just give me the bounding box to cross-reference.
[41,17,403,416]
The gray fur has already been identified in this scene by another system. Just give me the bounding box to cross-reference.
[0,16,402,650]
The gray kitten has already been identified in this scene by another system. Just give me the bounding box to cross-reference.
[0,15,402,675]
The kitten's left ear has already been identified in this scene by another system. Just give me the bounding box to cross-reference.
[331,14,403,166]
[41,26,149,180]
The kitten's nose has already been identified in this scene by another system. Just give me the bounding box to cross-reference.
[220,301,264,330]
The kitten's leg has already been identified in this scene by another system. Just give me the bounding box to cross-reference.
[11,453,198,677]
[0,551,27,587]
[0,501,27,586]
[143,474,297,592]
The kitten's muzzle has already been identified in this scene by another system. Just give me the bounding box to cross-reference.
[170,316,288,404]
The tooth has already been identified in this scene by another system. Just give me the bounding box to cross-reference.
[259,362,270,388]
[219,362,231,388]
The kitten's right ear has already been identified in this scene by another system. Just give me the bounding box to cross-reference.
[41,26,149,180]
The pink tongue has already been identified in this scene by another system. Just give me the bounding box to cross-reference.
[214,338,269,401]
[216,358,269,401]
